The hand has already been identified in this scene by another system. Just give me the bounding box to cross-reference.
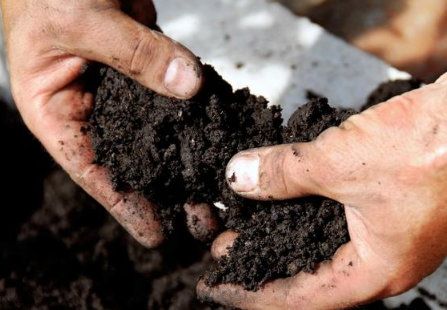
[1,0,217,247]
[198,75,447,309]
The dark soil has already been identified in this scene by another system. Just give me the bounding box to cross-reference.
[206,99,355,290]
[362,78,422,111]
[90,65,283,235]
[1,170,228,310]
[0,103,225,310]
[0,102,51,242]
[0,73,428,309]
[90,66,352,291]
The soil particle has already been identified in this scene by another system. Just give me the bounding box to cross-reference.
[235,62,245,69]
[228,172,236,184]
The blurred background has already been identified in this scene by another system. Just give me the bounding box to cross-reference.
[271,0,447,82]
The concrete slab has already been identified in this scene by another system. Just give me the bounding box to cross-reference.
[154,0,410,121]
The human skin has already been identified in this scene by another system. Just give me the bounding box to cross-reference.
[4,1,447,307]
[0,0,219,248]
[197,75,447,309]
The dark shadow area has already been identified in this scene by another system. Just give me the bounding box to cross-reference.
[0,99,223,310]
[0,101,52,241]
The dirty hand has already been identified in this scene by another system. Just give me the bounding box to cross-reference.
[1,0,217,247]
[198,75,447,309]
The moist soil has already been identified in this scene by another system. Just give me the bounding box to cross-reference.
[90,66,352,291]
[89,65,422,292]
[362,78,422,110]
[0,76,426,310]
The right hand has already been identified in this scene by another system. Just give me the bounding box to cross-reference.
[198,76,447,309]
[1,0,218,247]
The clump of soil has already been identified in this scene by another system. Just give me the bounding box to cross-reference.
[90,66,352,290]
[206,99,355,290]
[0,78,429,310]
[362,78,422,110]
[90,65,283,235]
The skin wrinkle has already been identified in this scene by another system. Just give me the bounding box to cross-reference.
[129,35,147,77]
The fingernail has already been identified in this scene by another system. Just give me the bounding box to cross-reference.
[226,154,259,193]
[164,57,201,98]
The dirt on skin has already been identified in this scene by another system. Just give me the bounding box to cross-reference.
[0,72,425,310]
[0,169,228,310]
[0,106,224,309]
[89,66,352,291]
[89,66,423,292]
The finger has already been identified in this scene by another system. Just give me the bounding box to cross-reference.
[57,9,202,99]
[225,142,326,200]
[184,202,220,242]
[211,230,238,260]
[198,242,393,310]
[29,82,163,248]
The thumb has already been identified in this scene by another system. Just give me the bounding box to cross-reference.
[226,137,337,201]
[59,8,202,99]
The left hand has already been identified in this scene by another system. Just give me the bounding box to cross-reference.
[1,0,208,248]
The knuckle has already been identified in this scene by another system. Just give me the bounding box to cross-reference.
[312,128,347,189]
[388,92,417,109]
[129,31,161,77]
[377,92,419,123]
[314,126,342,151]
[261,146,294,197]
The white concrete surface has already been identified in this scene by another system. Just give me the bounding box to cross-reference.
[154,0,410,121]
[153,0,446,309]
